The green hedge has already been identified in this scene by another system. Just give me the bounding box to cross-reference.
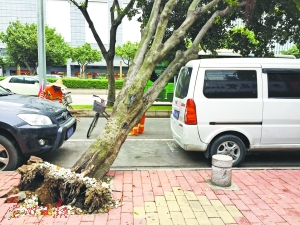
[145,80,174,102]
[52,78,124,89]
[0,76,174,101]
[0,77,124,89]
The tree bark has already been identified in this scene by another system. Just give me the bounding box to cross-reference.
[23,61,33,75]
[106,59,116,105]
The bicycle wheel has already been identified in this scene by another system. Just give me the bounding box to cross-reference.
[87,113,99,138]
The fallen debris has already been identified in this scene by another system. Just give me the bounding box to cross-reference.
[6,156,120,219]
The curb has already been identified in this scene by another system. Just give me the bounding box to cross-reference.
[68,89,120,95]
[72,110,172,118]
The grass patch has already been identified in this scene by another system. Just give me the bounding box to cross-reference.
[72,105,172,110]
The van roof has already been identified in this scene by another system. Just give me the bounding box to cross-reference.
[198,49,296,59]
[186,58,300,68]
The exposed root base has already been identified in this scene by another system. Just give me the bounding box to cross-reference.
[17,156,118,214]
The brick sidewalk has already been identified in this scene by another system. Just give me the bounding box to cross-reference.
[0,169,300,224]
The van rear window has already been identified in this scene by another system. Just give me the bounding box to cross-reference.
[175,67,193,99]
[203,70,257,98]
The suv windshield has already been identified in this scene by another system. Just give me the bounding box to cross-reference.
[175,67,193,99]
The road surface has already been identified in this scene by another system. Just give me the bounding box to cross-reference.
[41,118,300,169]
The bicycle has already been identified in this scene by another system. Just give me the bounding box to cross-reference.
[86,95,113,138]
[62,91,81,122]
[62,91,73,110]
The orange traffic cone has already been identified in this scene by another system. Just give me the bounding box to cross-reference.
[138,114,146,134]
[129,124,138,136]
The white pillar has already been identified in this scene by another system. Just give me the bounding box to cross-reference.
[37,0,46,85]
[67,59,71,77]
[211,155,233,187]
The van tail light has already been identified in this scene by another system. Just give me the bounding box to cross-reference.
[184,99,197,125]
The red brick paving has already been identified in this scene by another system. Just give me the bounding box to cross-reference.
[1,170,300,224]
[133,196,144,207]
[216,194,234,205]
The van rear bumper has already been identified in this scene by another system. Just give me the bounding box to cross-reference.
[173,136,208,151]
[171,117,208,151]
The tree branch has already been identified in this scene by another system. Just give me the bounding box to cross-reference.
[156,0,220,61]
[110,1,116,23]
[114,0,135,27]
[151,0,179,49]
[114,0,121,13]
[69,0,109,61]
[125,0,162,84]
[191,1,248,49]
[144,0,248,110]
[108,0,135,61]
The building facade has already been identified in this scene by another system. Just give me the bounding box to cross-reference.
[0,0,141,76]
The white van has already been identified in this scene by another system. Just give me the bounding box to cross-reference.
[171,58,300,166]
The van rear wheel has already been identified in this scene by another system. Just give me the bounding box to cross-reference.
[210,135,246,166]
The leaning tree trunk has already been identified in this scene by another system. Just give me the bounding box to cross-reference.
[71,51,198,179]
[71,0,247,180]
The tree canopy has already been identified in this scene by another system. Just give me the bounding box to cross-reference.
[0,56,9,76]
[70,43,102,78]
[0,20,71,75]
[136,0,300,59]
[0,56,10,70]
[281,45,300,58]
[294,0,300,9]
[115,41,139,67]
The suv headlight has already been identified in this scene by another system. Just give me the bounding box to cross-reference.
[18,114,53,125]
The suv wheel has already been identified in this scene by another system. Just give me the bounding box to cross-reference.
[210,135,246,166]
[0,135,22,171]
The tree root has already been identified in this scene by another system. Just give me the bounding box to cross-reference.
[17,156,119,214]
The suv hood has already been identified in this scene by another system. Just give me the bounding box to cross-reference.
[0,94,65,114]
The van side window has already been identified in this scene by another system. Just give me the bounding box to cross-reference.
[203,70,257,98]
[268,72,300,98]
[175,67,193,99]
